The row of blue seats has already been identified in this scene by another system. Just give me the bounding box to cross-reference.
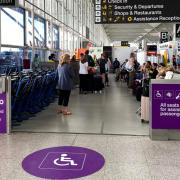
[11,70,58,125]
[0,65,22,76]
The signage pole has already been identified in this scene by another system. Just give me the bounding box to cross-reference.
[6,77,11,134]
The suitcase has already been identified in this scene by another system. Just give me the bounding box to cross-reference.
[141,96,149,123]
[136,86,143,101]
[93,75,104,91]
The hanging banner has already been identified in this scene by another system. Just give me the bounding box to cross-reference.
[0,0,19,7]
[95,0,180,24]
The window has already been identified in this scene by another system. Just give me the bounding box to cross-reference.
[26,11,33,46]
[47,21,52,48]
[0,48,24,70]
[34,49,46,62]
[60,27,63,50]
[52,25,59,49]
[1,8,24,46]
[34,15,45,48]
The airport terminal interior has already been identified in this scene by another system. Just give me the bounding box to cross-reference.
[1,0,180,179]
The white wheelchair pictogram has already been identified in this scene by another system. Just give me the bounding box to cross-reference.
[53,154,78,167]
[156,91,162,98]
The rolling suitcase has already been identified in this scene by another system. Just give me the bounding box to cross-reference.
[141,96,149,123]
[93,75,104,91]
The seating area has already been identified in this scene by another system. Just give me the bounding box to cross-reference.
[0,66,58,127]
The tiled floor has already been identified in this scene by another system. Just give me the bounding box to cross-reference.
[13,77,149,135]
[1,133,180,180]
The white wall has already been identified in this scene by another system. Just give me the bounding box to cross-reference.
[89,47,103,59]
[113,47,134,63]
[137,51,147,65]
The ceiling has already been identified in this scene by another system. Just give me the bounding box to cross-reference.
[103,23,174,43]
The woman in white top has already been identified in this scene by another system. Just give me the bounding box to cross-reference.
[79,53,89,94]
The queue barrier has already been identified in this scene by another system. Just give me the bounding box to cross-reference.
[0,76,11,134]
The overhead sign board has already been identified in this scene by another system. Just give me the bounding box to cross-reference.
[95,0,180,24]
[121,41,129,47]
[0,0,18,7]
[160,32,169,43]
[176,24,180,38]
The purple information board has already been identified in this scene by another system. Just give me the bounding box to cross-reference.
[0,93,6,133]
[152,83,180,129]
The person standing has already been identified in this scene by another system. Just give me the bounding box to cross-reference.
[125,53,136,88]
[105,56,111,86]
[85,50,95,92]
[113,58,120,73]
[172,55,177,70]
[176,55,180,71]
[70,55,80,87]
[85,50,95,67]
[57,54,74,115]
[98,54,107,85]
[79,53,89,94]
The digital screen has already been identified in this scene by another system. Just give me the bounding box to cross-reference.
[147,45,157,52]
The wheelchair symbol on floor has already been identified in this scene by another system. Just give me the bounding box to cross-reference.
[53,154,78,166]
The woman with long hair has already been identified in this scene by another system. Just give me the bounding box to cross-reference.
[57,54,74,115]
[70,55,80,87]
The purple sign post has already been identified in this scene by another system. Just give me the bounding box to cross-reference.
[22,146,105,179]
[0,93,6,134]
[150,80,180,140]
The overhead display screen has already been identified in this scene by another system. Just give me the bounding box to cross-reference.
[95,0,180,24]
[0,0,18,7]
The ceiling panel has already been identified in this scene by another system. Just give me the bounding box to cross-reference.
[103,23,175,43]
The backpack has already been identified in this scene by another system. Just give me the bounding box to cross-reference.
[99,59,107,69]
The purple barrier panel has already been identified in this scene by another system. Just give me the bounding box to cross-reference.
[0,93,6,134]
[152,83,180,129]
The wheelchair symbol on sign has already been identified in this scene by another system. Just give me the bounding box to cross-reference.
[53,154,78,166]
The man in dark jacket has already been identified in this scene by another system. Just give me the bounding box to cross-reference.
[85,50,95,67]
[113,58,120,73]
[84,50,95,92]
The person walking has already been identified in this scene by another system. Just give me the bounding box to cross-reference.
[105,56,111,86]
[57,54,74,115]
[98,54,107,85]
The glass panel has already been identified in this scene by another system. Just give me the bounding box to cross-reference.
[1,8,24,46]
[52,24,59,49]
[47,21,52,48]
[0,48,24,72]
[34,15,45,48]
[52,0,58,18]
[64,30,68,50]
[26,11,33,47]
[45,0,51,15]
[60,27,63,50]
[19,0,24,6]
[34,49,46,63]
